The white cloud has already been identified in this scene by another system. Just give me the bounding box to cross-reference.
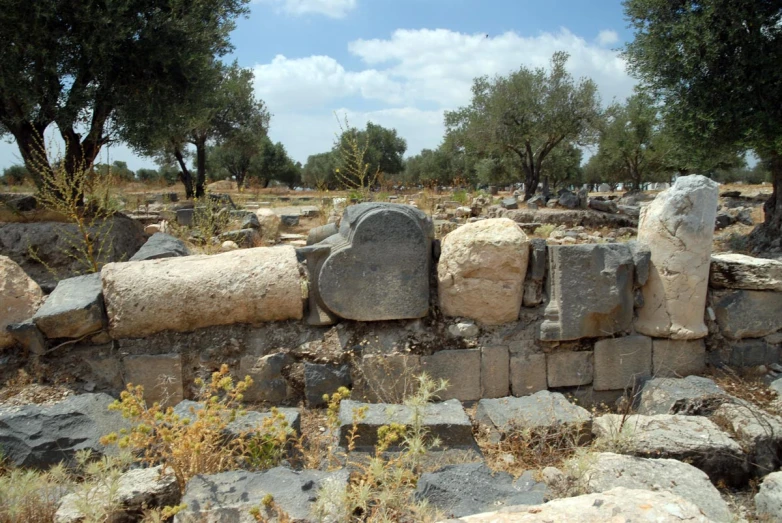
[256,0,357,18]
[597,29,620,46]
[253,28,637,164]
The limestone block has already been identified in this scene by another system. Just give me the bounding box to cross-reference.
[122,353,183,407]
[652,339,706,377]
[33,273,105,339]
[547,351,593,388]
[0,255,43,348]
[539,244,634,341]
[422,349,481,401]
[102,246,304,338]
[313,203,433,322]
[635,175,719,339]
[510,353,548,396]
[476,391,591,436]
[481,346,510,398]
[713,289,782,339]
[710,253,782,291]
[593,335,651,391]
[255,208,281,243]
[438,218,529,325]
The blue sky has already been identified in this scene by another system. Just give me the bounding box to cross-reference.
[0,0,637,172]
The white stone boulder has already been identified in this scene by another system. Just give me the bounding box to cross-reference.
[710,253,782,291]
[456,487,711,522]
[255,208,281,243]
[438,218,529,325]
[0,255,43,348]
[102,246,305,338]
[756,471,782,522]
[635,175,719,339]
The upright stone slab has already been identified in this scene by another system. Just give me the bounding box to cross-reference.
[312,203,433,322]
[635,175,718,339]
[0,255,43,348]
[539,244,634,341]
[438,218,530,325]
[33,273,105,339]
[129,233,189,261]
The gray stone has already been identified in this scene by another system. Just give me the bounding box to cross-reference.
[123,353,184,407]
[175,467,349,523]
[574,452,731,522]
[352,354,422,403]
[241,212,261,230]
[558,191,579,209]
[510,353,548,396]
[712,401,782,476]
[415,464,546,518]
[176,208,194,226]
[523,239,547,307]
[307,222,339,245]
[756,471,782,522]
[312,203,433,322]
[55,466,180,523]
[714,290,782,339]
[218,228,261,248]
[539,244,634,341]
[239,353,293,404]
[171,400,301,437]
[481,346,510,398]
[594,414,748,486]
[526,195,546,209]
[617,204,640,217]
[421,349,481,401]
[730,339,779,366]
[33,273,106,339]
[638,376,727,415]
[593,335,651,391]
[280,214,300,226]
[547,351,593,387]
[337,399,473,449]
[476,391,592,437]
[304,363,351,407]
[130,232,189,261]
[448,321,480,338]
[588,198,618,213]
[6,319,48,355]
[652,339,706,377]
[710,253,782,291]
[501,197,518,210]
[626,241,650,287]
[715,212,736,229]
[0,393,130,469]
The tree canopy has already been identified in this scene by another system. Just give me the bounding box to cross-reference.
[444,52,602,200]
[624,0,782,244]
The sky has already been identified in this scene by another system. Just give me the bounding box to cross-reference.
[0,0,638,172]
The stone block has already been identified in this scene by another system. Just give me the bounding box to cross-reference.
[422,349,481,401]
[438,218,529,325]
[729,340,779,367]
[338,399,473,449]
[593,335,651,391]
[481,346,509,398]
[0,255,43,348]
[638,376,727,415]
[352,354,422,403]
[102,246,304,338]
[710,253,782,291]
[476,391,591,436]
[539,244,634,341]
[547,351,593,388]
[129,233,189,261]
[635,175,718,339]
[6,319,47,355]
[303,363,351,407]
[280,214,299,226]
[311,203,433,322]
[713,290,782,339]
[239,353,293,404]
[33,273,105,339]
[122,353,183,407]
[219,228,261,248]
[176,208,193,226]
[510,353,548,396]
[652,339,706,377]
[522,239,546,307]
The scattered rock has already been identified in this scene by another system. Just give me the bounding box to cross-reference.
[219,228,261,248]
[713,289,782,339]
[475,391,591,438]
[5,318,48,355]
[241,212,261,230]
[255,208,281,243]
[0,255,43,348]
[501,197,518,210]
[588,198,618,213]
[221,240,239,251]
[448,321,479,338]
[175,467,349,523]
[557,191,579,209]
[0,393,129,469]
[32,273,106,339]
[415,463,546,518]
[755,471,782,522]
[129,232,189,261]
[637,376,727,415]
[303,363,351,407]
[438,218,530,325]
[711,401,782,476]
[280,214,300,226]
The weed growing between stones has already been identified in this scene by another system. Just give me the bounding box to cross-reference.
[0,462,70,523]
[101,364,296,491]
[312,374,448,523]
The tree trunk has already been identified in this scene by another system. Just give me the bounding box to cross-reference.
[195,137,207,198]
[11,121,52,185]
[174,148,194,199]
[749,151,782,254]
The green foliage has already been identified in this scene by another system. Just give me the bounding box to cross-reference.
[1,164,29,185]
[0,0,251,191]
[0,464,70,523]
[302,151,339,190]
[334,120,407,180]
[445,52,602,200]
[94,161,135,183]
[540,141,584,190]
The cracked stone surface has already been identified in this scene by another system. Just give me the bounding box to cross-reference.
[635,175,719,340]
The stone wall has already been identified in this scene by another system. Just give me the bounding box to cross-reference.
[4,175,782,406]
